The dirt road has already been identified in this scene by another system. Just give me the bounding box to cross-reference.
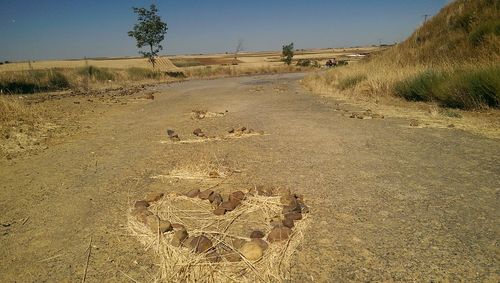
[1,73,499,282]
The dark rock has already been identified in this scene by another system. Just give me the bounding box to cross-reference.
[132,208,153,223]
[208,171,220,178]
[229,191,245,202]
[145,192,164,203]
[171,223,185,230]
[250,230,265,239]
[282,218,294,228]
[205,250,221,262]
[282,204,301,214]
[167,129,176,138]
[409,119,419,127]
[185,189,200,198]
[239,126,247,132]
[198,189,213,200]
[228,128,235,133]
[134,200,150,209]
[280,195,298,207]
[188,235,213,253]
[171,229,188,247]
[193,128,204,137]
[284,212,303,221]
[221,201,238,211]
[219,245,242,262]
[267,227,292,242]
[213,207,226,215]
[251,238,269,251]
[208,192,223,206]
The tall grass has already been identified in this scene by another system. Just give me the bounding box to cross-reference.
[0,69,70,94]
[126,67,162,80]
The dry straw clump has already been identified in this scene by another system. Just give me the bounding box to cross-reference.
[128,189,311,282]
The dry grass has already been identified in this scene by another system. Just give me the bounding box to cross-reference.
[0,96,38,124]
[128,193,311,282]
[151,159,235,182]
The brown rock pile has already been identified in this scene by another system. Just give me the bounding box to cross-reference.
[349,109,384,120]
[131,188,309,262]
[167,129,180,142]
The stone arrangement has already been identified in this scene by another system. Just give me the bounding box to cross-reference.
[131,188,309,263]
[165,126,263,143]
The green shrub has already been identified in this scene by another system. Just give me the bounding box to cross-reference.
[48,70,70,89]
[395,65,500,109]
[451,13,475,32]
[469,19,500,46]
[338,74,367,90]
[437,65,500,108]
[77,66,115,81]
[394,70,444,101]
[126,67,161,80]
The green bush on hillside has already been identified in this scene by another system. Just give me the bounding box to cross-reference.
[395,65,500,109]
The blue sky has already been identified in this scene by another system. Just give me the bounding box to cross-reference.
[0,0,448,61]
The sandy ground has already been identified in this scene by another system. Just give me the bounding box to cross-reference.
[0,73,499,282]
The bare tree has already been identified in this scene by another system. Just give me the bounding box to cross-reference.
[233,39,244,64]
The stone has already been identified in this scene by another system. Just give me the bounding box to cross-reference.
[220,201,238,211]
[208,192,223,206]
[228,128,235,134]
[171,223,185,230]
[198,189,213,200]
[280,195,298,207]
[145,192,164,203]
[282,218,294,228]
[231,238,247,249]
[239,126,247,132]
[239,241,263,261]
[185,189,200,198]
[208,171,220,178]
[170,136,180,142]
[171,229,189,247]
[277,187,291,196]
[213,207,226,215]
[167,129,176,138]
[218,245,242,262]
[267,227,292,242]
[284,212,303,221]
[229,191,245,202]
[134,200,150,209]
[282,204,301,214]
[145,215,172,234]
[188,235,213,253]
[193,128,204,137]
[250,230,265,239]
[205,250,221,262]
[132,208,153,223]
[251,238,269,251]
[409,119,419,127]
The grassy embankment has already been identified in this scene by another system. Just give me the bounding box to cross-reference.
[303,0,500,110]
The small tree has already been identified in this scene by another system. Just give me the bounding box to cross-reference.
[281,42,294,65]
[128,4,168,68]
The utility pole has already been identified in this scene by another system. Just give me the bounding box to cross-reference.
[422,14,430,23]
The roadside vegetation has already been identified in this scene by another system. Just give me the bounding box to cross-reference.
[303,0,500,110]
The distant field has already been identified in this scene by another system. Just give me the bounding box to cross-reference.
[0,47,383,72]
